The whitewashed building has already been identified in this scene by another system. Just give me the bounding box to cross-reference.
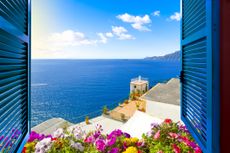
[130,76,149,94]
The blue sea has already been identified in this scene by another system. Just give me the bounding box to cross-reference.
[31,60,180,127]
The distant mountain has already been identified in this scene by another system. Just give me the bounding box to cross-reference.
[144,51,180,61]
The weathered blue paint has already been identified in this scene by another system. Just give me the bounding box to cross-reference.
[181,0,220,153]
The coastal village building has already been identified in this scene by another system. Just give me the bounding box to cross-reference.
[130,76,149,94]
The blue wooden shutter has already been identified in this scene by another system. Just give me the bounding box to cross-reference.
[181,0,220,153]
[0,0,31,152]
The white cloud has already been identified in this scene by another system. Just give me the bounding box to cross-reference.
[33,27,135,54]
[117,13,151,32]
[111,26,135,40]
[118,33,135,40]
[152,10,160,16]
[105,32,114,38]
[34,30,112,52]
[170,12,181,21]
[49,30,98,46]
[112,26,127,35]
[97,33,108,44]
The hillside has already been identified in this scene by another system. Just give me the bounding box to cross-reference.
[144,51,180,61]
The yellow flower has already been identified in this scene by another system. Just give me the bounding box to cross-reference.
[122,146,138,153]
[24,142,36,152]
[124,138,131,146]
[124,137,139,146]
[131,137,139,144]
[25,142,35,148]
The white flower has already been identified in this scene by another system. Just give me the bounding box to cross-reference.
[71,141,84,151]
[67,126,75,133]
[35,138,52,153]
[53,128,64,138]
[68,126,86,140]
[146,131,152,137]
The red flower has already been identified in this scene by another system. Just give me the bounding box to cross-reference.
[172,144,181,153]
[22,147,26,153]
[51,138,57,141]
[164,119,172,124]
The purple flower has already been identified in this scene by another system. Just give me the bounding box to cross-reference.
[107,129,123,139]
[187,141,198,149]
[107,136,116,146]
[95,139,106,151]
[151,122,159,128]
[28,131,40,142]
[108,148,119,153]
[123,132,131,138]
[28,131,51,142]
[93,132,100,139]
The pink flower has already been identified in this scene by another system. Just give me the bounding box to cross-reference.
[172,144,181,153]
[84,136,94,143]
[157,151,163,153]
[194,147,202,153]
[178,136,190,144]
[154,130,160,139]
[95,139,106,151]
[168,132,179,139]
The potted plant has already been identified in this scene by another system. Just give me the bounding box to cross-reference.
[129,92,135,100]
[124,99,129,104]
[102,106,109,115]
[85,116,90,125]
[135,101,140,109]
[139,108,146,112]
[121,113,126,122]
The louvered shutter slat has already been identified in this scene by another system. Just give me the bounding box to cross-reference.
[0,0,30,152]
[181,0,220,152]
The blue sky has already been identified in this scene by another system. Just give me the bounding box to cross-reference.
[32,0,180,59]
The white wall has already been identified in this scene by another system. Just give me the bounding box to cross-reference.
[145,100,181,122]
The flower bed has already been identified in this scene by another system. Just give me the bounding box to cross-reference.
[23,119,202,153]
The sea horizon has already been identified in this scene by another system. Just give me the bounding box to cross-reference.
[31,59,180,127]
